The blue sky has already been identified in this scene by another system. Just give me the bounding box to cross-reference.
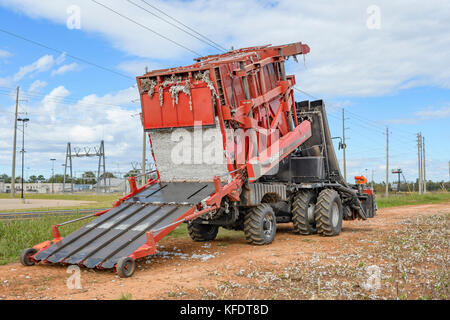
[0,0,449,183]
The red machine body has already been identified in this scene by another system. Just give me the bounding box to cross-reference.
[137,42,312,183]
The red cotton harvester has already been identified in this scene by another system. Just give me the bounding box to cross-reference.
[20,42,376,277]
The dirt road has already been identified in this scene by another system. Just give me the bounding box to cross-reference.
[0,202,449,300]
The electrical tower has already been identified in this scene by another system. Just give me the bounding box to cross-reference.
[392,168,402,192]
[63,140,106,193]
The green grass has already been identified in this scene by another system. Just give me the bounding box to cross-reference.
[376,192,450,208]
[0,214,96,265]
[119,293,133,300]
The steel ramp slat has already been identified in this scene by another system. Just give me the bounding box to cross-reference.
[49,204,151,264]
[98,205,187,269]
[83,205,181,268]
[33,202,134,262]
[46,204,142,263]
[72,205,165,266]
[100,206,188,269]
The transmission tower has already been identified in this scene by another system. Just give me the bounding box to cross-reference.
[63,140,106,193]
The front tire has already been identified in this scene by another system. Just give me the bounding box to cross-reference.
[292,190,317,235]
[244,203,277,245]
[314,189,343,236]
[187,223,219,242]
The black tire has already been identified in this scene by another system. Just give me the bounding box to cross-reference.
[314,189,343,236]
[187,223,219,242]
[20,248,37,266]
[365,195,374,218]
[244,203,277,245]
[292,190,317,235]
[116,257,135,278]
[370,194,377,217]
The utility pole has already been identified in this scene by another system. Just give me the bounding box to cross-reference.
[417,133,422,195]
[342,108,347,182]
[18,117,29,199]
[371,169,374,190]
[11,86,19,198]
[385,127,389,197]
[50,158,56,193]
[142,129,146,186]
[422,136,426,194]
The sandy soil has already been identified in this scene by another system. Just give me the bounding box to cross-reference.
[0,199,97,211]
[0,202,448,300]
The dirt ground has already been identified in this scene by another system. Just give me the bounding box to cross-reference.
[0,202,448,300]
[0,199,97,211]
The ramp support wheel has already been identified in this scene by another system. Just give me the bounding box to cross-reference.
[116,257,136,278]
[20,248,37,266]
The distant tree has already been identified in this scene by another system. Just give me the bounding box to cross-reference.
[48,174,71,183]
[81,171,96,184]
[28,175,38,183]
[0,174,11,183]
[124,169,139,178]
[37,175,46,182]
[100,172,116,179]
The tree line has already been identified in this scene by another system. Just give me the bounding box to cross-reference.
[0,171,139,185]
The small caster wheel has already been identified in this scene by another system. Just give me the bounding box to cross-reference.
[116,257,135,278]
[20,248,38,266]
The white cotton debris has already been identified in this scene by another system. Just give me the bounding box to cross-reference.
[190,253,216,262]
[149,118,231,182]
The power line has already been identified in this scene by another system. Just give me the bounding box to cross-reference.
[138,0,228,52]
[126,0,226,53]
[0,27,134,81]
[91,0,202,56]
[0,88,139,109]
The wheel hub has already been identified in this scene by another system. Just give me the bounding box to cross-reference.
[331,202,339,227]
[307,203,315,223]
[263,214,274,236]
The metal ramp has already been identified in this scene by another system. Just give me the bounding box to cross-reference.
[33,182,215,269]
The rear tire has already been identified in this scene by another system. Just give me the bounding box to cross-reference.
[116,257,135,278]
[292,191,317,235]
[314,189,343,236]
[244,203,276,245]
[187,223,219,242]
[20,248,37,266]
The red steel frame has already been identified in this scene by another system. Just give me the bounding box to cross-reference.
[30,42,312,272]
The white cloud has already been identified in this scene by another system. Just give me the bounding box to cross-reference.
[13,54,54,81]
[117,60,163,76]
[51,62,79,76]
[415,105,450,120]
[386,104,450,124]
[28,79,47,92]
[0,49,12,58]
[55,52,66,65]
[0,84,142,175]
[0,0,449,97]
